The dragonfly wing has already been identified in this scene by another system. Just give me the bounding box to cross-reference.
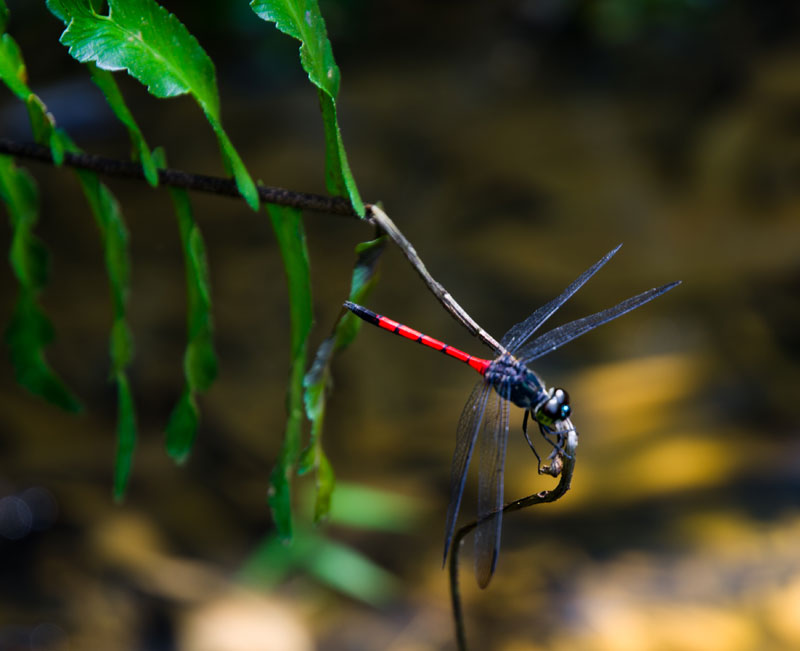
[501,244,623,353]
[443,378,493,566]
[474,386,511,589]
[519,281,681,363]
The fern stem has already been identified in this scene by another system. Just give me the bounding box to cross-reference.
[0,137,356,216]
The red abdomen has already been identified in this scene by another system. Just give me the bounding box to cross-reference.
[345,302,491,374]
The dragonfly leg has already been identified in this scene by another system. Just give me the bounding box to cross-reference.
[539,423,575,460]
[537,422,576,477]
[534,424,560,476]
[522,410,545,472]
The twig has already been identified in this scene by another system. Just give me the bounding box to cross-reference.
[365,205,504,354]
[449,425,579,650]
[0,138,357,216]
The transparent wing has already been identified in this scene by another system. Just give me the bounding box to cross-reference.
[519,281,681,363]
[474,384,511,589]
[443,378,493,565]
[501,244,622,353]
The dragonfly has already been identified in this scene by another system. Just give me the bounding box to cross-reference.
[345,244,680,588]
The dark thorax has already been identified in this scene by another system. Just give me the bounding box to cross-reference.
[484,353,547,410]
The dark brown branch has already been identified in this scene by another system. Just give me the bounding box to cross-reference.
[0,138,358,216]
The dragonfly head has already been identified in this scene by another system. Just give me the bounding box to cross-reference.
[536,388,571,425]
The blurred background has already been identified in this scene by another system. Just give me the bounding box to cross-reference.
[1,0,800,649]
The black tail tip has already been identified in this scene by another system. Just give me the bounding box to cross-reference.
[661,280,682,294]
[343,300,357,311]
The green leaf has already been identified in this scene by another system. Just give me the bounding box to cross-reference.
[49,0,217,105]
[186,228,213,325]
[317,92,363,214]
[267,465,295,539]
[73,168,138,498]
[0,155,81,411]
[5,296,82,412]
[299,236,385,520]
[307,536,399,605]
[102,195,130,318]
[113,372,137,501]
[74,171,131,320]
[0,32,66,167]
[327,482,422,534]
[9,230,48,294]
[250,0,364,216]
[0,27,136,494]
[298,337,333,523]
[0,33,27,99]
[165,389,199,463]
[109,317,132,375]
[184,329,217,392]
[311,450,334,522]
[303,238,386,400]
[301,336,332,427]
[249,0,340,97]
[266,204,313,539]
[238,530,314,587]
[340,237,386,346]
[205,120,259,211]
[268,205,313,360]
[47,0,259,210]
[88,64,158,186]
[155,148,218,462]
[0,156,45,288]
[0,0,9,34]
[27,96,66,165]
[239,515,400,605]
